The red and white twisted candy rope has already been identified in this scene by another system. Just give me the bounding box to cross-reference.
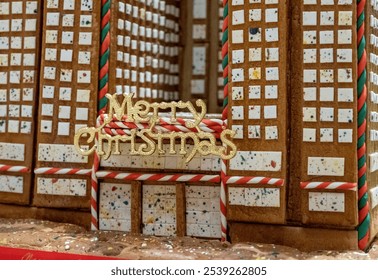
[226,176,285,186]
[98,115,225,135]
[98,114,225,127]
[34,168,92,176]
[300,181,357,190]
[96,171,220,183]
[101,127,221,139]
[0,164,29,173]
[220,159,227,241]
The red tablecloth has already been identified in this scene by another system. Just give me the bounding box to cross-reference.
[0,246,120,260]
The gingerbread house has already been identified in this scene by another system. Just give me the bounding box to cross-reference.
[0,0,378,251]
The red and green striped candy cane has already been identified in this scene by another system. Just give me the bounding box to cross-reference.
[357,0,370,251]
[221,0,229,121]
[99,0,111,114]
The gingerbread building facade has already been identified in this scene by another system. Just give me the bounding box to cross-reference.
[0,0,378,251]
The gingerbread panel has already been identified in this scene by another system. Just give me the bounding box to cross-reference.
[225,0,287,225]
[100,143,221,173]
[33,0,100,208]
[99,182,132,232]
[189,0,209,100]
[227,185,285,224]
[297,0,358,227]
[216,0,225,107]
[0,0,42,204]
[109,0,180,100]
[186,185,221,238]
[142,184,177,236]
[227,0,288,179]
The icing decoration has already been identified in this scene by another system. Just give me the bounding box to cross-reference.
[307,157,345,176]
[230,151,282,172]
[228,187,280,207]
[300,182,357,190]
[37,177,87,197]
[370,186,378,210]
[309,192,345,213]
[357,0,370,250]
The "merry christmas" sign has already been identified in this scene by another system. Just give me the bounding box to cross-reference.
[74,93,237,162]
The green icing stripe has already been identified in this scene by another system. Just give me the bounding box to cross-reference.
[358,216,371,240]
[101,23,110,43]
[100,49,110,68]
[223,96,228,108]
[359,193,369,209]
[222,54,228,69]
[358,155,366,170]
[99,98,108,111]
[358,174,366,186]
[357,36,365,60]
[223,77,228,86]
[358,133,366,148]
[102,0,111,17]
[99,73,108,89]
[358,103,366,126]
[357,10,364,29]
[222,29,228,45]
[223,3,228,19]
[357,70,366,96]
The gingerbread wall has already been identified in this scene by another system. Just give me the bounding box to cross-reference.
[33,0,100,209]
[226,0,360,230]
[0,0,42,205]
[291,0,358,228]
[0,0,227,238]
[179,0,224,113]
[109,0,180,101]
[227,0,288,224]
[189,0,210,101]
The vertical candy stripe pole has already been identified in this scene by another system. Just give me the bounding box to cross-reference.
[91,152,100,230]
[220,0,229,241]
[357,0,370,250]
[220,159,227,241]
[91,0,111,230]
